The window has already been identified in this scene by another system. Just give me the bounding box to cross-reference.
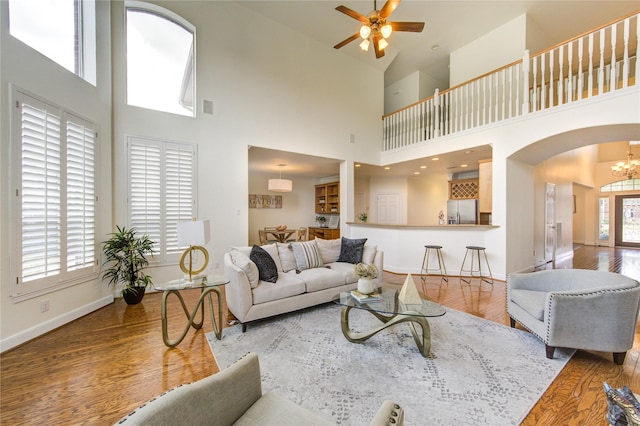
[601,178,640,192]
[126,2,195,116]
[127,136,196,262]
[8,0,97,85]
[12,88,98,298]
[599,197,610,240]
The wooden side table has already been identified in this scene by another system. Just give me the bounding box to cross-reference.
[154,275,229,348]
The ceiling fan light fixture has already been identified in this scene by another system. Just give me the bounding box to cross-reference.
[381,23,392,38]
[378,38,389,50]
[359,38,370,51]
[359,25,371,39]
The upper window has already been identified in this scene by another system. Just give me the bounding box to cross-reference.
[12,88,98,299]
[126,2,195,116]
[8,0,97,85]
[601,178,640,192]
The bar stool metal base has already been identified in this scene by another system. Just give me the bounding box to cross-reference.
[459,245,494,285]
[421,245,448,284]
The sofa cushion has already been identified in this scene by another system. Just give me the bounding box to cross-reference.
[235,392,334,426]
[288,266,345,292]
[362,244,377,265]
[276,243,297,273]
[327,262,359,284]
[315,237,341,264]
[337,237,367,264]
[233,244,283,272]
[510,289,547,321]
[251,274,306,304]
[250,245,278,284]
[291,240,323,271]
[230,249,260,289]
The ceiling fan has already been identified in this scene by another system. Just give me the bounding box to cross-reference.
[333,0,425,59]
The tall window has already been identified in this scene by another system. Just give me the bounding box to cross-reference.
[8,0,97,85]
[126,2,195,116]
[599,197,610,241]
[12,88,98,298]
[127,136,196,262]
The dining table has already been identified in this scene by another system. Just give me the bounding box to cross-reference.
[265,228,297,243]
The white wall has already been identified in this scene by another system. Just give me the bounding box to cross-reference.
[0,1,113,349]
[383,70,445,115]
[407,175,449,225]
[450,14,527,86]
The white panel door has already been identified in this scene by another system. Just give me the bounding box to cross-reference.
[377,193,401,224]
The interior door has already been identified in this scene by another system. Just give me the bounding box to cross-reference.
[545,183,556,264]
[376,193,400,224]
[614,195,640,248]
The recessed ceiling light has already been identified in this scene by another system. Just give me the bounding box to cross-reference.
[461,164,468,168]
[464,150,472,154]
[432,157,439,161]
[384,167,391,170]
[414,171,420,175]
[420,165,427,169]
[355,164,361,167]
[431,45,439,50]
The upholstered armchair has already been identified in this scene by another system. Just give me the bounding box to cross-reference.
[507,269,640,365]
[115,352,404,425]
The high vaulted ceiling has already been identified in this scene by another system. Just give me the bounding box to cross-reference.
[238,1,639,87]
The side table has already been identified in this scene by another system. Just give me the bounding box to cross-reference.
[154,275,229,348]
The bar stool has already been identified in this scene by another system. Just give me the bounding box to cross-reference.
[421,245,448,285]
[459,246,494,285]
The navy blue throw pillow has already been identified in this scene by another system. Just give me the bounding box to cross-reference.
[337,237,368,264]
[250,245,278,283]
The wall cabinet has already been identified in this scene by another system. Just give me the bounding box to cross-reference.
[315,182,339,214]
[308,227,340,240]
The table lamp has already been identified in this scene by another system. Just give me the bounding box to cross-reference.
[177,219,210,282]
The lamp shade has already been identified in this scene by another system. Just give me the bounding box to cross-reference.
[268,178,293,192]
[177,220,210,246]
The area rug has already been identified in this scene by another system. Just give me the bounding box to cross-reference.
[206,304,573,425]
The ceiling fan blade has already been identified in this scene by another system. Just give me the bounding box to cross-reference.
[379,0,401,19]
[335,5,369,24]
[334,33,360,49]
[373,33,385,59]
[391,21,425,32]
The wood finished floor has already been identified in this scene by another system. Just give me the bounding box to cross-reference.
[1,245,639,425]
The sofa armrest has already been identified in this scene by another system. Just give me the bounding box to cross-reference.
[373,250,384,280]
[224,252,255,323]
[116,353,262,426]
[370,400,404,426]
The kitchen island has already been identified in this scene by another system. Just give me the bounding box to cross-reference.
[346,222,502,280]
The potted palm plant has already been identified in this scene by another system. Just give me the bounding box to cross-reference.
[102,225,155,305]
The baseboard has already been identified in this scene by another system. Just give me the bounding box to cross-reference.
[0,295,114,353]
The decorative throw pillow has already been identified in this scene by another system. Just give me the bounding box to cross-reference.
[337,237,367,264]
[315,237,341,264]
[276,242,297,273]
[230,249,259,288]
[291,240,323,271]
[249,245,278,283]
[260,243,283,272]
[362,244,377,265]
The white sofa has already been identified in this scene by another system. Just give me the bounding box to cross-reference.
[507,269,640,364]
[224,238,383,331]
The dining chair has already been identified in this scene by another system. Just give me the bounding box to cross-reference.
[258,229,268,245]
[294,227,307,241]
[262,227,278,244]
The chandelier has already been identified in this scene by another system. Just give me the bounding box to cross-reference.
[611,144,640,180]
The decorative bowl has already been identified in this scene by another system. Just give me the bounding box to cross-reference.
[276,225,287,231]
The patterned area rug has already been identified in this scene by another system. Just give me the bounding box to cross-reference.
[207,303,573,425]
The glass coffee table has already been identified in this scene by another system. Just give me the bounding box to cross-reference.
[154,275,229,348]
[333,283,446,356]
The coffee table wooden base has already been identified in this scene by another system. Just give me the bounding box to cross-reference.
[340,305,432,357]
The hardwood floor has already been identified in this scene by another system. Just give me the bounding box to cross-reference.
[1,245,638,425]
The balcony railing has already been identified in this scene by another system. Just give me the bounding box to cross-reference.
[382,11,639,152]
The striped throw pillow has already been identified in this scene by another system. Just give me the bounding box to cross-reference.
[291,240,322,271]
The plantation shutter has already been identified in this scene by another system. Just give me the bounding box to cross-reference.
[13,88,99,297]
[127,137,196,261]
[66,117,96,272]
[20,101,62,283]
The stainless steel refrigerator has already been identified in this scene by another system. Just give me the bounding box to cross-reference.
[447,199,478,224]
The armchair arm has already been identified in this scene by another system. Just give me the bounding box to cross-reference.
[370,400,404,426]
[546,286,640,351]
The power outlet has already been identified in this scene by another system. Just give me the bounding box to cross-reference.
[40,300,50,313]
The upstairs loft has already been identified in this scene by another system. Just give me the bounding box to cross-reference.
[382,11,639,152]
